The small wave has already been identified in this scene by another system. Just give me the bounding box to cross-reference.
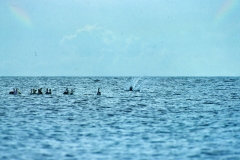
[93,79,100,82]
[203,101,221,105]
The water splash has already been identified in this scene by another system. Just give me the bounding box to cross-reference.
[125,77,146,91]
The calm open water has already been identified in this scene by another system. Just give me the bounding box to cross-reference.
[0,77,240,159]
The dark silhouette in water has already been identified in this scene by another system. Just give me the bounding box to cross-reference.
[63,88,69,94]
[9,88,21,95]
[9,88,15,94]
[63,88,73,95]
[17,88,21,94]
[46,88,52,94]
[30,89,44,95]
[97,88,101,95]
[129,86,133,91]
[37,88,43,94]
[30,89,37,94]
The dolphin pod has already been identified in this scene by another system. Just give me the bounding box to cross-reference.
[9,85,136,96]
[9,88,103,95]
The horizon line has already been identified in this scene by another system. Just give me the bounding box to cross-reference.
[1,75,239,77]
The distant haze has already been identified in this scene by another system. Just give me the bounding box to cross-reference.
[1,0,240,76]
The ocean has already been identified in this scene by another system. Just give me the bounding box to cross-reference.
[0,77,240,159]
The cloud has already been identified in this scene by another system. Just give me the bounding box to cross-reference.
[59,24,236,76]
[60,24,99,44]
[59,24,147,57]
[56,24,165,75]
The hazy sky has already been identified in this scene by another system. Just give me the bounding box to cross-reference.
[1,0,240,76]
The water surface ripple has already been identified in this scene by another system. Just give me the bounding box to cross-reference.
[0,77,240,159]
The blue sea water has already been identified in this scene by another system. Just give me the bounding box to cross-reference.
[0,77,240,159]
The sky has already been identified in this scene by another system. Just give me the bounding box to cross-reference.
[0,0,240,76]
